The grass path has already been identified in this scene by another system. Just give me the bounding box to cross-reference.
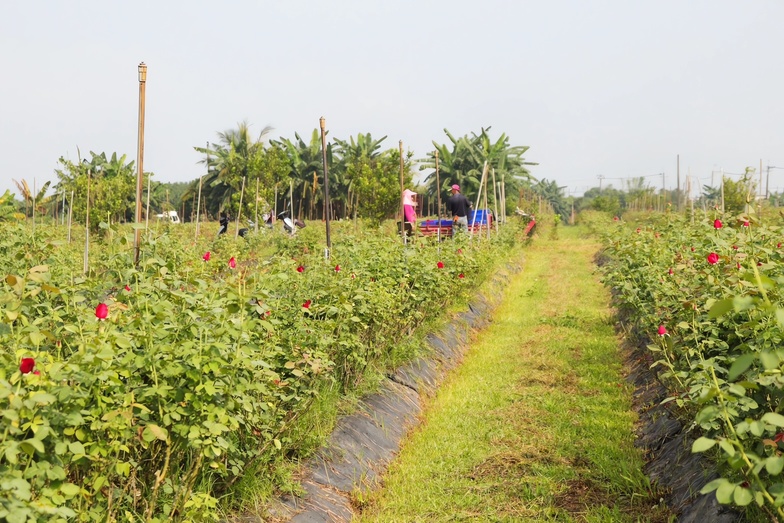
[355,227,672,522]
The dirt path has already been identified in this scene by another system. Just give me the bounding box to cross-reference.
[354,228,671,522]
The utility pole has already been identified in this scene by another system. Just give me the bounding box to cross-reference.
[598,174,604,192]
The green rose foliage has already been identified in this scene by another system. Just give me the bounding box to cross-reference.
[599,211,784,518]
[0,218,514,520]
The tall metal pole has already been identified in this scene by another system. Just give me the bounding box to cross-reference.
[319,117,331,257]
[134,62,147,265]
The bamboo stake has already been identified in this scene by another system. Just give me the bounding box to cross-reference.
[484,172,489,240]
[491,168,499,235]
[399,140,406,244]
[195,175,203,240]
[470,162,489,240]
[254,178,259,233]
[67,191,73,243]
[235,176,246,238]
[32,178,36,236]
[84,170,91,274]
[435,151,441,244]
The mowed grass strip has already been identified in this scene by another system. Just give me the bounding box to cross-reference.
[355,226,673,522]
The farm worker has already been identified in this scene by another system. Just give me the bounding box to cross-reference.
[446,184,472,233]
[403,189,418,226]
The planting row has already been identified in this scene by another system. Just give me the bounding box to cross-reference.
[0,221,522,522]
[599,212,784,520]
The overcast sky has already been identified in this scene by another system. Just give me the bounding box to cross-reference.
[3,1,783,200]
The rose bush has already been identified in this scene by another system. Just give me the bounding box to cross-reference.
[600,211,784,519]
[0,219,518,521]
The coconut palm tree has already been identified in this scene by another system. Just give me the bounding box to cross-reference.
[191,121,278,218]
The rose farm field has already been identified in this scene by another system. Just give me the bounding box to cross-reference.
[0,219,526,522]
[598,210,784,521]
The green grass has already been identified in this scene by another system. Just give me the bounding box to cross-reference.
[355,226,674,522]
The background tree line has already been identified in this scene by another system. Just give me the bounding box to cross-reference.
[6,123,546,228]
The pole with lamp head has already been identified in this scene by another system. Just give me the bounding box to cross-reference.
[134,62,147,265]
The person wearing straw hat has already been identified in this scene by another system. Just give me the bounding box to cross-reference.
[447,184,471,233]
[403,189,418,235]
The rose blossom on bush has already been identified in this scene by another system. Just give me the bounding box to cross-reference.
[713,219,722,229]
[19,357,35,374]
[657,325,667,336]
[437,261,444,269]
[96,303,109,320]
[707,252,719,265]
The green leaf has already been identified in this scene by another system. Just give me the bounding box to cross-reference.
[760,351,781,370]
[733,485,753,506]
[708,298,734,318]
[143,424,168,442]
[718,439,735,457]
[692,437,717,453]
[766,456,784,476]
[716,480,736,504]
[700,478,727,494]
[762,412,784,427]
[68,441,86,455]
[776,308,784,329]
[20,438,44,454]
[60,483,81,498]
[728,353,755,381]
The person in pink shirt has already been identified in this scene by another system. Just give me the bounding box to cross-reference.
[403,189,418,235]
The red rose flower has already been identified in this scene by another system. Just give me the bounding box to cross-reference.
[351,273,355,279]
[296,265,305,273]
[613,216,619,221]
[229,257,236,269]
[732,245,738,250]
[302,300,311,309]
[33,370,40,376]
[95,303,109,320]
[203,251,211,262]
[19,357,35,374]
[334,264,340,272]
[668,268,673,275]
[690,247,695,252]
[743,221,750,227]
[458,273,465,279]
[657,325,667,336]
[437,261,444,269]
[124,284,131,291]
[713,219,722,229]
[707,252,719,265]
[778,243,782,249]
[457,248,463,254]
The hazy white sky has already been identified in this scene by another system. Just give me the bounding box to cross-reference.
[2,1,784,199]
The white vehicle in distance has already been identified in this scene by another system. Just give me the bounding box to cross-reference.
[155,210,181,224]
